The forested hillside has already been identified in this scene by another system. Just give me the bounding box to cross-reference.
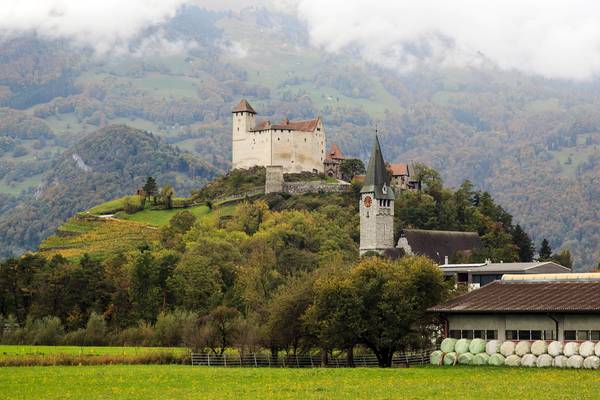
[0,5,598,266]
[0,125,218,256]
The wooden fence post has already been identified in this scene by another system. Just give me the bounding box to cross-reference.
[254,353,257,367]
[207,353,210,367]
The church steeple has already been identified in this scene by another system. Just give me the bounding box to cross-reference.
[359,134,395,255]
[361,135,395,200]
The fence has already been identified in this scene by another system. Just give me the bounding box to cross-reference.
[191,349,433,368]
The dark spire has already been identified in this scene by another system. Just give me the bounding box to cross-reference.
[232,99,256,114]
[361,135,395,199]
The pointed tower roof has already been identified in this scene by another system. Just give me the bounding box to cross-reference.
[361,135,395,199]
[232,99,256,114]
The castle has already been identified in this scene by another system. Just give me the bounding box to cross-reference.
[231,99,325,173]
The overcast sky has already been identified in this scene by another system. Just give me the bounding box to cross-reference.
[3,0,600,80]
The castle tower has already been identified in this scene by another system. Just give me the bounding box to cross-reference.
[359,135,395,255]
[231,99,256,169]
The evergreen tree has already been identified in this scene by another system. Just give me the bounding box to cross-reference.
[143,176,158,205]
[539,238,552,261]
[512,224,534,262]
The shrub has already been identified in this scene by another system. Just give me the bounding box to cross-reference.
[85,312,107,345]
[154,310,198,347]
[114,322,155,346]
[29,316,64,345]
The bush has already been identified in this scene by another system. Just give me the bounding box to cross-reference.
[154,310,198,347]
[114,322,155,346]
[27,316,64,345]
[85,312,107,345]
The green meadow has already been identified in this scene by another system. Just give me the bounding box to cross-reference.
[2,365,600,399]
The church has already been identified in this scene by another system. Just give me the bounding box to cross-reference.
[231,99,325,173]
[359,135,482,260]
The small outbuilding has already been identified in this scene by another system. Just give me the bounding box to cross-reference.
[429,273,600,342]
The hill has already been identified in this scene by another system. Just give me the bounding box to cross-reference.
[0,125,219,257]
[0,6,598,267]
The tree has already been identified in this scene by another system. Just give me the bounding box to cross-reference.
[512,224,534,262]
[198,306,241,354]
[551,249,573,269]
[169,211,197,233]
[161,185,175,209]
[340,159,366,182]
[143,177,158,205]
[311,256,448,367]
[128,253,161,322]
[539,239,552,261]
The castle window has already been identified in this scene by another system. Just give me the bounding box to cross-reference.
[304,138,307,142]
[317,128,321,131]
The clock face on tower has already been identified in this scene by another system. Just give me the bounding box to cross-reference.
[363,195,372,208]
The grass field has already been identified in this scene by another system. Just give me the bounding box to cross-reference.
[0,345,187,358]
[2,365,600,399]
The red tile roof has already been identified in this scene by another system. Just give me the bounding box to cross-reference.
[327,144,345,160]
[429,280,600,313]
[232,99,256,114]
[389,163,409,176]
[250,118,320,133]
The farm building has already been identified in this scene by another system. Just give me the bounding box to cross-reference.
[429,273,600,342]
[439,260,571,290]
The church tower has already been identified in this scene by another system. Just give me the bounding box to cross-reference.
[231,99,256,169]
[360,135,395,255]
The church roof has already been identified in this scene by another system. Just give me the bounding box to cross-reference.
[389,163,409,176]
[325,143,345,162]
[249,118,320,133]
[399,229,482,264]
[232,99,256,114]
[361,135,395,200]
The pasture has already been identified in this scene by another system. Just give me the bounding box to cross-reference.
[0,345,186,358]
[2,365,600,399]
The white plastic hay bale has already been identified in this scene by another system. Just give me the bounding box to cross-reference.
[564,342,580,357]
[455,339,471,355]
[515,341,531,356]
[595,342,600,357]
[584,356,600,370]
[440,338,457,353]
[458,352,474,365]
[536,354,553,368]
[553,355,569,368]
[500,341,516,357]
[548,341,563,356]
[488,353,505,366]
[579,341,595,357]
[486,340,501,355]
[567,355,584,369]
[443,352,458,366]
[430,350,444,365]
[469,338,486,354]
[473,353,490,365]
[505,354,522,367]
[530,340,548,356]
[521,354,537,367]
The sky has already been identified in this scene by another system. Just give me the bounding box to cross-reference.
[3,0,600,80]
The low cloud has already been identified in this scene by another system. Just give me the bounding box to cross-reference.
[0,0,192,55]
[290,0,600,80]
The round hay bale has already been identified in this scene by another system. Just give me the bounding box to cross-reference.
[595,342,600,357]
[455,339,471,355]
[521,354,537,367]
[469,338,486,354]
[440,338,457,353]
[567,355,584,369]
[553,355,569,368]
[430,350,444,365]
[536,354,553,368]
[488,353,505,366]
[486,340,501,355]
[564,342,580,357]
[443,352,458,366]
[579,341,595,357]
[505,354,521,367]
[548,341,563,356]
[584,356,600,370]
[458,352,474,365]
[515,341,531,356]
[500,341,516,357]
[530,340,548,356]
[473,353,490,365]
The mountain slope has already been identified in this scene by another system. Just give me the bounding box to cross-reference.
[0,125,219,256]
